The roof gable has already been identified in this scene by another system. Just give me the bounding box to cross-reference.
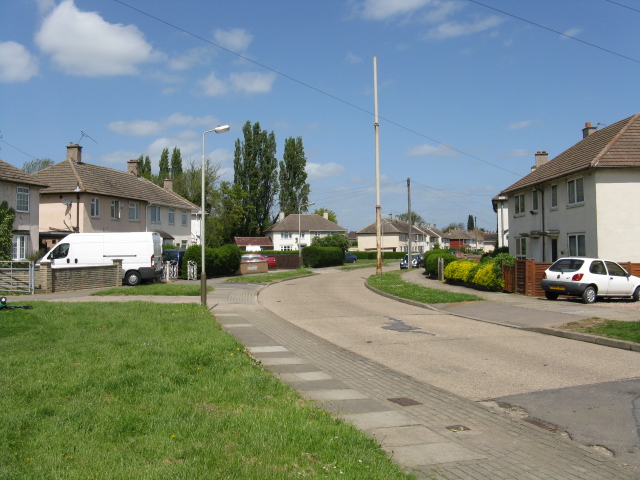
[35,159,198,210]
[265,214,347,232]
[0,159,48,188]
[357,218,428,235]
[500,113,640,194]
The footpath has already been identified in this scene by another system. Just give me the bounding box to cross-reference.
[26,271,640,480]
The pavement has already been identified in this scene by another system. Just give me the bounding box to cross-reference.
[19,267,640,479]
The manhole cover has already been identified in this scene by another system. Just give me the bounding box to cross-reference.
[388,397,422,406]
[445,425,471,432]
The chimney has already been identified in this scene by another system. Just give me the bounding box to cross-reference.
[279,211,285,222]
[66,144,83,164]
[127,159,141,176]
[582,122,597,139]
[535,151,548,168]
[388,213,393,220]
[323,212,329,220]
[163,178,173,191]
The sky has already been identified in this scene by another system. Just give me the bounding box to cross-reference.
[1,0,638,233]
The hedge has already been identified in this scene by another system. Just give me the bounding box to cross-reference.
[424,250,457,276]
[302,246,344,267]
[442,253,516,291]
[181,243,241,278]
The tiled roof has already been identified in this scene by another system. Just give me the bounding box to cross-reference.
[265,214,347,233]
[0,159,49,187]
[234,237,273,247]
[35,159,198,210]
[500,113,640,194]
[357,218,427,235]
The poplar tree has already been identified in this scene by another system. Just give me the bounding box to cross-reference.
[170,147,183,176]
[233,121,278,236]
[159,148,170,180]
[279,136,310,216]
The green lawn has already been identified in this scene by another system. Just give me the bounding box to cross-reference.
[225,268,313,283]
[340,259,397,270]
[367,270,483,304]
[91,283,211,296]
[0,301,414,480]
[557,317,640,343]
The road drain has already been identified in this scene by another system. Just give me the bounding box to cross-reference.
[446,425,471,432]
[388,397,422,406]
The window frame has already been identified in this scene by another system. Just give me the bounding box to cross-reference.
[11,234,29,260]
[515,237,527,259]
[514,193,525,216]
[150,205,161,223]
[181,210,188,227]
[550,184,558,210]
[531,190,539,213]
[91,197,100,218]
[129,202,139,221]
[16,187,29,213]
[567,177,585,206]
[281,232,292,239]
[110,200,121,220]
[168,208,175,225]
[568,233,586,257]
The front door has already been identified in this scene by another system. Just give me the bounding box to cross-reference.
[551,239,558,262]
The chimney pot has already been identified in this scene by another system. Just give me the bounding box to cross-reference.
[582,122,597,138]
[66,144,83,164]
[535,150,548,168]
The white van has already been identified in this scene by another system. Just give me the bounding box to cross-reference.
[41,232,163,286]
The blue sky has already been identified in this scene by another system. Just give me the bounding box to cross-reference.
[1,0,638,233]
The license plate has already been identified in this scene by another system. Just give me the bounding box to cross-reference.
[550,285,565,291]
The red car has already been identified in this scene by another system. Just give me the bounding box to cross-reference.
[241,253,277,269]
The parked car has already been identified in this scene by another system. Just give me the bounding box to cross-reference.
[400,253,423,269]
[241,253,276,269]
[541,257,640,304]
[163,249,185,270]
[344,252,357,263]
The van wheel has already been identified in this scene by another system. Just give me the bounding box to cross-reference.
[125,271,142,286]
[581,285,597,304]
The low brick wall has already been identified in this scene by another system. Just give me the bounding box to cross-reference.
[36,260,122,293]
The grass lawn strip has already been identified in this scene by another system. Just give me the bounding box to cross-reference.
[91,283,212,296]
[554,317,640,344]
[225,268,313,283]
[367,270,483,304]
[0,301,413,480]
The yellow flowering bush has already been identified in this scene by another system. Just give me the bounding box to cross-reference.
[443,260,478,282]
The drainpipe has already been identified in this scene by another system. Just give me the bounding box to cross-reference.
[535,186,545,262]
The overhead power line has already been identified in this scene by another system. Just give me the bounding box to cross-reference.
[604,0,640,14]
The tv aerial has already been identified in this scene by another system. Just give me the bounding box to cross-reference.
[77,130,98,145]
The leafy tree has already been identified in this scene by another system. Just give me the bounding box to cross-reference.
[397,211,425,225]
[170,147,183,177]
[174,158,220,210]
[0,201,16,261]
[311,233,350,253]
[233,121,278,236]
[141,155,152,179]
[208,181,249,247]
[442,222,465,233]
[159,148,170,180]
[279,137,310,216]
[467,215,475,231]
[313,208,337,224]
[22,158,54,174]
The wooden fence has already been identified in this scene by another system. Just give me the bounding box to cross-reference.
[502,259,640,297]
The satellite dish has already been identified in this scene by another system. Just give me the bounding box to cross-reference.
[62,198,72,206]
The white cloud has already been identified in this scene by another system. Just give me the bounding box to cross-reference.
[507,119,537,130]
[167,47,211,71]
[98,150,140,166]
[306,162,346,180]
[501,149,530,157]
[35,0,56,14]
[229,71,276,94]
[0,42,38,83]
[214,28,253,52]
[108,114,220,136]
[35,0,155,76]
[405,143,460,157]
[561,27,582,39]
[358,0,431,20]
[426,15,504,39]
[345,52,362,64]
[200,72,229,96]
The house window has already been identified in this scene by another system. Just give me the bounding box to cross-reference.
[281,245,292,251]
[181,210,188,226]
[515,237,527,259]
[16,187,29,212]
[568,234,586,256]
[168,208,175,225]
[129,202,139,221]
[150,206,161,223]
[281,232,292,239]
[12,234,29,260]
[568,177,584,205]
[550,185,558,209]
[181,240,187,249]
[91,198,100,217]
[313,231,322,238]
[111,200,121,219]
[531,190,539,212]
[514,193,525,215]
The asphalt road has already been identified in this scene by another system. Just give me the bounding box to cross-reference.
[258,266,640,468]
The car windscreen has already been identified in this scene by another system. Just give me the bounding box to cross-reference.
[549,259,584,272]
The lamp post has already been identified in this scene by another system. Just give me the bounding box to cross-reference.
[201,125,230,306]
[298,201,315,264]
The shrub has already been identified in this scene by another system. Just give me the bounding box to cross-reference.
[181,243,241,278]
[471,261,503,290]
[302,246,343,267]
[444,260,477,282]
[425,251,457,276]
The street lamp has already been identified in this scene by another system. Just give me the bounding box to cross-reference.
[298,201,315,264]
[201,125,230,306]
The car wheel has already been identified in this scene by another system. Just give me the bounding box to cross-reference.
[125,271,142,286]
[633,287,640,302]
[545,292,559,300]
[581,285,597,304]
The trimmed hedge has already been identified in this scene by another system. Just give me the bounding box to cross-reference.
[350,251,406,260]
[302,246,344,267]
[424,250,457,276]
[443,253,516,291]
[181,243,241,278]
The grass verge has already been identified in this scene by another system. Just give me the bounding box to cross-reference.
[225,268,313,283]
[340,259,397,270]
[555,317,640,343]
[91,283,212,296]
[367,270,483,304]
[0,301,414,480]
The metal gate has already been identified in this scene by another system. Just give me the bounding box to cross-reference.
[0,261,34,294]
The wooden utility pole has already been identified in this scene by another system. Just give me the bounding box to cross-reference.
[373,56,382,276]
